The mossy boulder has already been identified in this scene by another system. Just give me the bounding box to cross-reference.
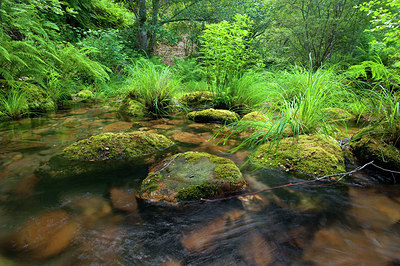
[118,94,145,117]
[138,151,246,203]
[252,135,346,177]
[188,109,239,124]
[63,131,173,161]
[179,91,215,110]
[324,108,356,122]
[241,111,269,122]
[351,135,400,171]
[24,83,56,113]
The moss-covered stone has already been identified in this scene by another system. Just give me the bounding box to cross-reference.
[23,83,56,113]
[63,131,173,161]
[179,91,215,110]
[241,111,269,122]
[118,94,145,117]
[351,135,400,171]
[77,89,94,99]
[138,151,246,203]
[188,108,239,124]
[252,134,346,177]
[324,108,356,122]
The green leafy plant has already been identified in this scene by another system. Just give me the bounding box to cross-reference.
[200,14,261,87]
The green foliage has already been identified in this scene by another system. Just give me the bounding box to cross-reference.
[346,60,400,89]
[200,14,261,87]
[126,59,181,117]
[173,57,205,83]
[78,29,129,72]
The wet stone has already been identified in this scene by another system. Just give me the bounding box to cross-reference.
[239,232,274,265]
[102,121,132,132]
[5,210,80,259]
[110,187,138,213]
[138,151,246,203]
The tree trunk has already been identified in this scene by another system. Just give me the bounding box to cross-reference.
[148,0,160,55]
[137,0,148,53]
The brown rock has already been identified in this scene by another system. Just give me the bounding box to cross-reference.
[153,124,174,130]
[102,122,132,132]
[239,233,274,265]
[110,188,138,212]
[9,210,80,259]
[14,174,40,197]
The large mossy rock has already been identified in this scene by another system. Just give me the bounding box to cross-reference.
[138,151,246,203]
[24,83,56,113]
[324,108,356,122]
[63,131,173,161]
[179,91,215,111]
[351,135,400,171]
[118,93,145,117]
[252,135,346,177]
[188,108,239,124]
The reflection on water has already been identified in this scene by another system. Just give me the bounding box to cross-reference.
[0,104,399,265]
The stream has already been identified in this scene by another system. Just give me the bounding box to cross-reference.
[0,103,399,265]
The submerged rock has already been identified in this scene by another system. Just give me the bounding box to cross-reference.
[188,109,239,124]
[4,210,80,259]
[63,131,173,161]
[102,121,132,132]
[110,187,138,213]
[179,91,215,111]
[138,151,246,203]
[252,134,346,177]
[351,135,400,172]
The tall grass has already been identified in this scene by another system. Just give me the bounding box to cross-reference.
[224,66,354,152]
[126,59,181,117]
[210,71,269,113]
[0,89,29,119]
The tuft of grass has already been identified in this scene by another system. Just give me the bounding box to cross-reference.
[126,59,181,117]
[0,89,29,119]
[222,66,353,153]
[210,70,269,113]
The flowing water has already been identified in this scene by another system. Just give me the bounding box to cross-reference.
[0,103,399,265]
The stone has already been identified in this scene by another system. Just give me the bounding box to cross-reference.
[324,107,356,122]
[180,210,245,253]
[252,134,346,177]
[351,135,400,172]
[23,83,57,113]
[179,91,215,111]
[7,210,80,259]
[138,151,246,203]
[347,187,400,230]
[110,188,138,212]
[239,233,274,265]
[76,90,93,99]
[188,109,239,124]
[171,131,210,145]
[102,121,132,132]
[66,195,112,227]
[241,111,269,122]
[63,131,173,161]
[118,93,145,117]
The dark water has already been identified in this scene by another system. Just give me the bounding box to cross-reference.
[0,103,399,265]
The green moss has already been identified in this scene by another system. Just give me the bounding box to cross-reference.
[188,108,239,124]
[23,83,56,113]
[76,89,94,99]
[252,134,346,177]
[241,111,269,122]
[179,91,215,110]
[118,95,145,117]
[63,131,173,161]
[139,151,246,202]
[351,135,400,171]
[324,108,356,122]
